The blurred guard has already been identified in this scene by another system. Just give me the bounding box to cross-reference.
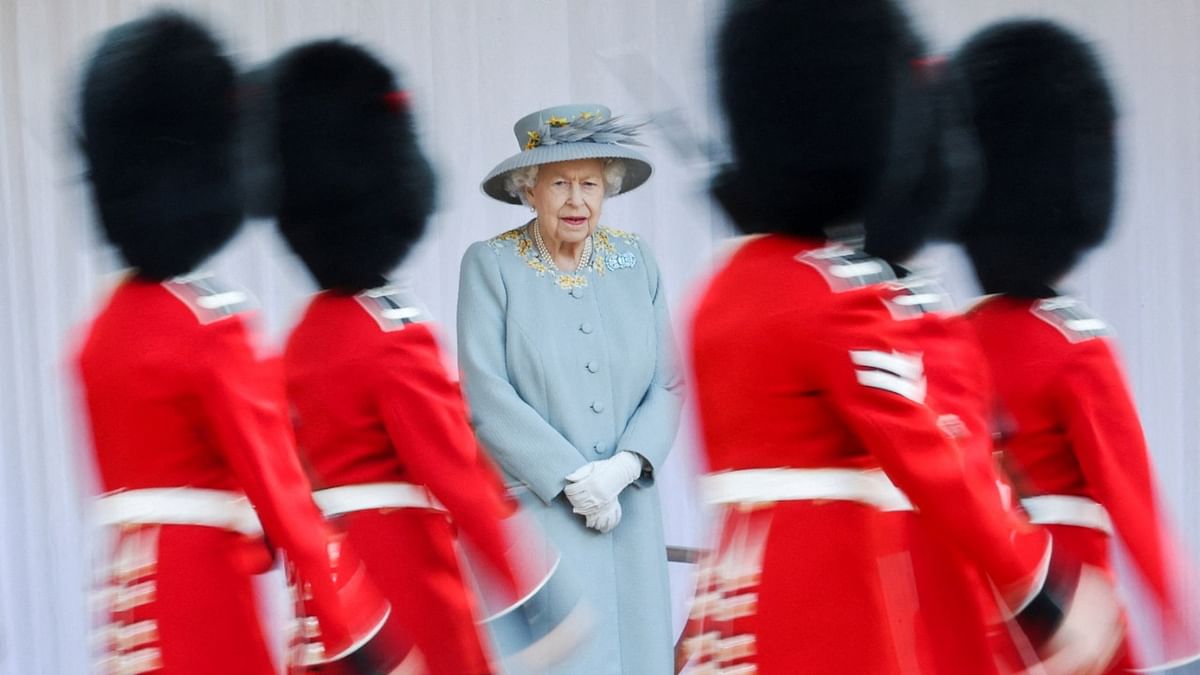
[75,12,395,674]
[858,54,1015,674]
[957,20,1200,672]
[682,1,1125,673]
[259,40,588,674]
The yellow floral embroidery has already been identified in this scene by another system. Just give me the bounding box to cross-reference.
[547,116,569,127]
[489,228,525,247]
[590,230,615,275]
[515,236,533,259]
[590,228,641,274]
[488,225,639,290]
[525,130,541,150]
[555,274,588,290]
[601,226,641,245]
[488,226,584,286]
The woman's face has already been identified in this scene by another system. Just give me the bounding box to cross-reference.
[527,159,606,247]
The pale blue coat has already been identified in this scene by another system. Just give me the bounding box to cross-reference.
[457,223,683,675]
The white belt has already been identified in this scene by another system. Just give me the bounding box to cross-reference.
[94,488,262,535]
[700,468,914,512]
[1021,495,1113,535]
[312,482,445,517]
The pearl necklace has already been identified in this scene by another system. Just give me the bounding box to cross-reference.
[531,220,593,274]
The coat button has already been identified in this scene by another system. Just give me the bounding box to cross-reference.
[586,361,599,373]
[570,287,584,299]
[590,401,605,414]
[592,442,603,455]
[579,322,593,334]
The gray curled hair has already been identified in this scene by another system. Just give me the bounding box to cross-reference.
[505,159,628,206]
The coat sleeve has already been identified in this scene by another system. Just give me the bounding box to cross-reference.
[948,318,1017,509]
[456,241,588,504]
[192,315,383,658]
[615,238,685,483]
[1055,337,1176,608]
[807,288,1050,608]
[373,323,522,598]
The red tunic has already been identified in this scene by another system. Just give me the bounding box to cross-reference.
[686,236,1049,674]
[878,277,1015,674]
[77,276,387,674]
[968,294,1192,670]
[284,287,523,675]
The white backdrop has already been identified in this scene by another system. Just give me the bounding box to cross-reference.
[1,1,1198,673]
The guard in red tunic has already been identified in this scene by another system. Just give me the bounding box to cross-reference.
[682,2,1125,673]
[75,12,395,674]
[858,57,1019,674]
[955,20,1200,672]
[260,41,586,674]
[878,277,1018,674]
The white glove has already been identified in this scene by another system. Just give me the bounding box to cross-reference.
[564,451,644,516]
[584,498,622,534]
[1023,565,1125,675]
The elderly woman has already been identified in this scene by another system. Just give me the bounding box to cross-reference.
[457,104,684,674]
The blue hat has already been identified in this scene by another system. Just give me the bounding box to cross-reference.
[481,103,653,204]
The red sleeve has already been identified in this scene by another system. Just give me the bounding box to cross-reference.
[809,288,1049,606]
[373,323,522,598]
[947,318,1018,511]
[1055,337,1176,607]
[192,315,382,655]
[946,318,1000,459]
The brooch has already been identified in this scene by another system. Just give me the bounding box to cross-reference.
[605,252,637,271]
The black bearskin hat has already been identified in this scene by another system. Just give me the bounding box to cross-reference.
[863,57,983,265]
[955,20,1117,295]
[712,0,926,237]
[80,11,241,280]
[268,40,435,293]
